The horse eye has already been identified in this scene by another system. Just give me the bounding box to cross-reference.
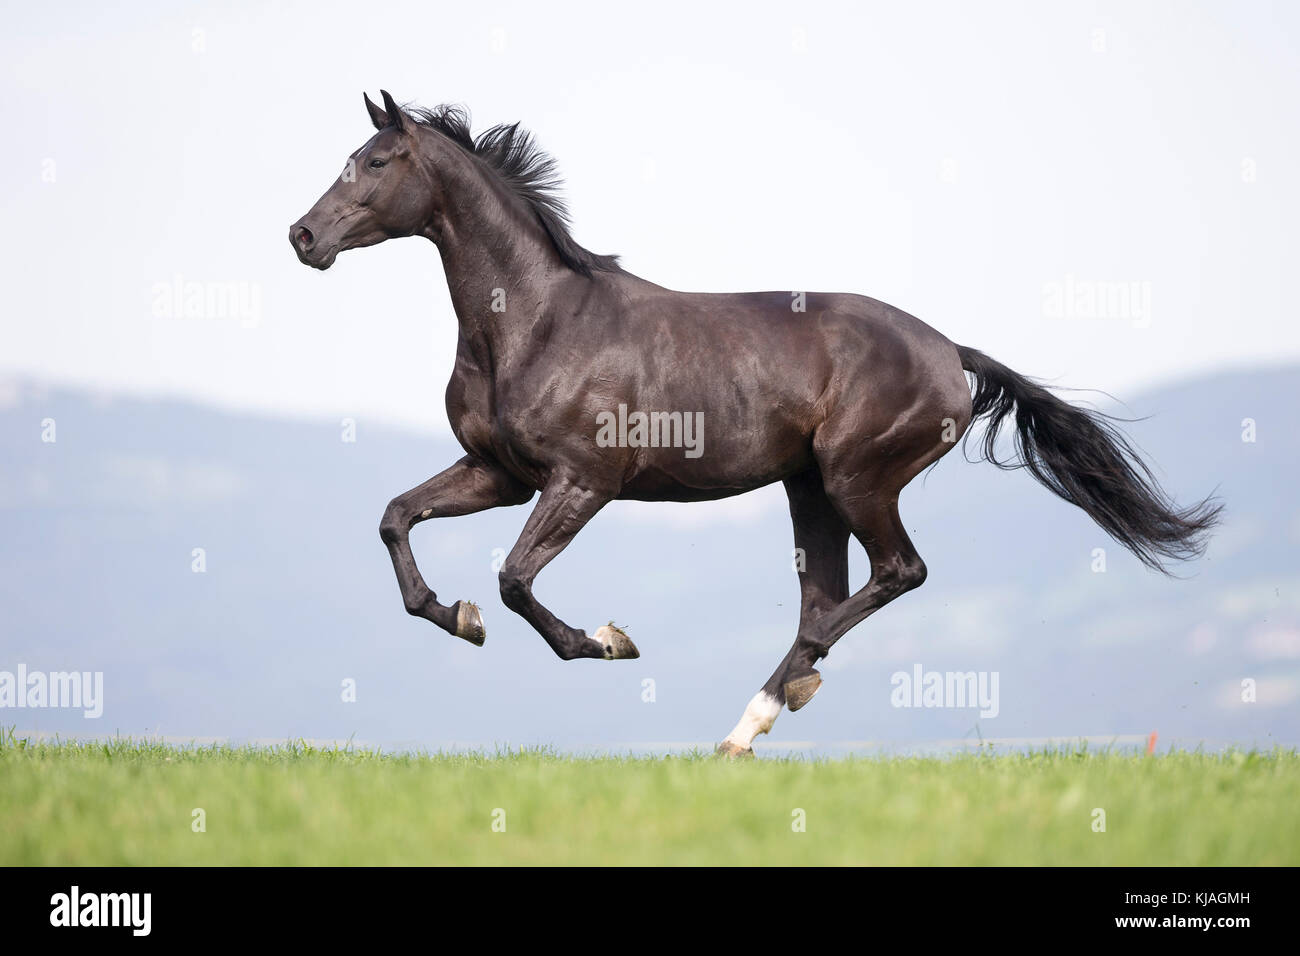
[369,158,387,169]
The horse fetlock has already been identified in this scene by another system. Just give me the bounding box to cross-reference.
[403,588,434,618]
[719,690,782,756]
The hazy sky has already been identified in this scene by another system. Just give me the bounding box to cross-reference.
[3,0,1298,435]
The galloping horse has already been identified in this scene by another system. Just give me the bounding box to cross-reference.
[290,92,1220,756]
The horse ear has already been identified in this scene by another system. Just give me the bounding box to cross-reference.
[364,92,388,131]
[379,90,406,132]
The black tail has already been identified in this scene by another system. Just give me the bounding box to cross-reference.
[957,345,1222,573]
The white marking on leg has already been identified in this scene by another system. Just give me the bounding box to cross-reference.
[721,691,782,751]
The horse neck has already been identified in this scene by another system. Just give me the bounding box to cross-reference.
[423,143,573,362]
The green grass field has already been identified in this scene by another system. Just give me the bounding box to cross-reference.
[2,734,1297,865]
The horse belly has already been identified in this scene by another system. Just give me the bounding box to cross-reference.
[613,406,814,501]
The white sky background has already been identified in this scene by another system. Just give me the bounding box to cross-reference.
[2,0,1298,436]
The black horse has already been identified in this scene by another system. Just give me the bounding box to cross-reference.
[290,92,1220,756]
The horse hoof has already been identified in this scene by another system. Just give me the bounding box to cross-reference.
[715,740,755,759]
[455,601,486,646]
[783,670,822,712]
[593,623,639,660]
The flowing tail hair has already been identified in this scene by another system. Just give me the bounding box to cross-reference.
[957,345,1222,573]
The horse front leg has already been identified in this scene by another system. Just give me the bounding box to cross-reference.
[498,472,639,661]
[379,455,533,644]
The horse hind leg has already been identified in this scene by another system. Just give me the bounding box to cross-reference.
[716,469,849,757]
[718,351,969,742]
[777,426,952,705]
[782,496,926,708]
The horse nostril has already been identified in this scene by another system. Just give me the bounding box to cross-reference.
[294,225,314,250]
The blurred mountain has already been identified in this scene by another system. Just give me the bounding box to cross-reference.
[1,365,1297,752]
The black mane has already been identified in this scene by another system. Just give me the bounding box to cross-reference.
[405,104,621,277]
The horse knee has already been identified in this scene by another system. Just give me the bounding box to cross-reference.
[498,566,531,611]
[379,499,406,545]
[881,553,927,595]
[900,555,927,591]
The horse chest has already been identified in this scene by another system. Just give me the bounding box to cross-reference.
[445,365,496,456]
[446,374,547,469]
